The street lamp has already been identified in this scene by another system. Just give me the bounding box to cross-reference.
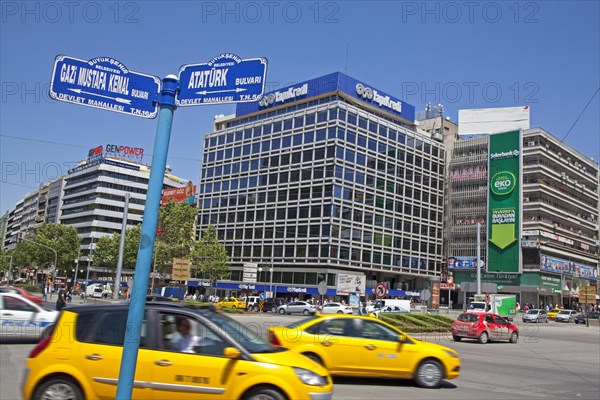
[258,267,263,293]
[21,237,57,297]
[84,236,95,302]
[73,245,81,289]
[269,267,274,297]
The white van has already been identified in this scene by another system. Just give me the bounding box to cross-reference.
[86,284,112,298]
[242,296,261,311]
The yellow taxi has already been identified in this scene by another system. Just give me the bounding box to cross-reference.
[268,314,460,388]
[547,308,562,320]
[217,297,247,309]
[22,303,333,400]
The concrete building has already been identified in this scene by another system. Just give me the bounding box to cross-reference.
[197,72,447,299]
[60,152,187,260]
[445,128,599,308]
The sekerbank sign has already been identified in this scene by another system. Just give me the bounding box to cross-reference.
[237,72,415,123]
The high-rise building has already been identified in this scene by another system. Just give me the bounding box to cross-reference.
[446,128,599,308]
[60,150,187,260]
[198,72,446,298]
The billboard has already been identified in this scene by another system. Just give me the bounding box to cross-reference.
[458,106,530,135]
[160,181,196,206]
[540,254,597,281]
[487,130,522,274]
[336,272,366,295]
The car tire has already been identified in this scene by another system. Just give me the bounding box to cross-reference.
[337,310,343,314]
[303,352,324,366]
[271,306,277,313]
[303,309,310,316]
[414,359,444,388]
[232,305,237,309]
[545,318,548,323]
[478,331,489,344]
[243,387,286,400]
[279,308,286,314]
[33,377,83,400]
[509,331,518,343]
[452,335,461,342]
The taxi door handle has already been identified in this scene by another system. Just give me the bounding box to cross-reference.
[155,360,173,366]
[321,341,333,347]
[365,344,376,350]
[85,354,103,361]
[4,313,13,316]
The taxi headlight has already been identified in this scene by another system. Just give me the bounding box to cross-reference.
[443,349,459,358]
[293,367,328,386]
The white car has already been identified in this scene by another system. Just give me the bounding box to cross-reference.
[555,309,577,323]
[0,292,59,342]
[320,302,353,314]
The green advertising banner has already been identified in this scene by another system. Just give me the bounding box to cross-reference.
[487,130,522,273]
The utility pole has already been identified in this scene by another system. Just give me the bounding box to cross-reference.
[114,193,130,300]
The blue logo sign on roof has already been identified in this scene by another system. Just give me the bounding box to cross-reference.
[176,53,267,106]
[236,72,415,123]
[50,55,161,119]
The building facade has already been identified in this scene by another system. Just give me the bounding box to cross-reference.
[60,153,187,260]
[446,128,599,308]
[197,72,446,298]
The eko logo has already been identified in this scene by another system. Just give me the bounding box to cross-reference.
[490,171,516,195]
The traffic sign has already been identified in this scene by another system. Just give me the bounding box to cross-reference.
[374,283,388,299]
[259,292,265,300]
[50,55,160,118]
[318,281,328,296]
[177,53,267,106]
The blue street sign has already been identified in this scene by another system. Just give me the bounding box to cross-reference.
[50,55,161,119]
[176,53,267,106]
[259,292,265,300]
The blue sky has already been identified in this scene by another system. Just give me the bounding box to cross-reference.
[1,1,599,215]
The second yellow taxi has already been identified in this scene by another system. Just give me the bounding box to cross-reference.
[217,297,247,309]
[268,314,460,388]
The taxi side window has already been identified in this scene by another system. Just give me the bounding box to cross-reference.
[3,296,36,312]
[307,319,353,337]
[160,313,228,356]
[76,311,148,347]
[360,320,398,342]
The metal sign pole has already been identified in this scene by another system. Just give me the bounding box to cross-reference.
[116,76,177,400]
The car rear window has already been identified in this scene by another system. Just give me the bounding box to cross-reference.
[76,310,147,347]
[457,313,479,323]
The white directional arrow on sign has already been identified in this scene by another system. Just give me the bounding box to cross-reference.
[68,88,132,104]
[195,88,247,95]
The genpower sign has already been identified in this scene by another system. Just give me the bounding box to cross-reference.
[487,131,522,273]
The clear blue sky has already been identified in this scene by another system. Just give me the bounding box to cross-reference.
[1,1,599,215]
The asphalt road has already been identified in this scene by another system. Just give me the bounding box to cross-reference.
[2,309,599,400]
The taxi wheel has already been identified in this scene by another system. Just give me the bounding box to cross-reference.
[243,387,286,400]
[232,305,237,309]
[478,331,489,344]
[414,359,444,388]
[33,377,83,400]
[509,331,518,343]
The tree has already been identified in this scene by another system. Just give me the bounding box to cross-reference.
[157,202,197,259]
[0,248,12,275]
[27,224,80,274]
[92,225,142,269]
[190,225,230,292]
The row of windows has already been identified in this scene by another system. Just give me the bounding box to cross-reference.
[204,125,443,172]
[65,170,149,188]
[62,203,144,217]
[223,242,438,271]
[225,96,419,142]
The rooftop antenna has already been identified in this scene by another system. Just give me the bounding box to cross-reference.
[344,43,349,74]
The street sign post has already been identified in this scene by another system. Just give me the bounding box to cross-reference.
[176,53,267,106]
[50,55,160,118]
[374,282,388,299]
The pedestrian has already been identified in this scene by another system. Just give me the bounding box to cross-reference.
[56,290,66,311]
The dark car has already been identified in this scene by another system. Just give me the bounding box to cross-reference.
[262,297,288,313]
[574,311,600,324]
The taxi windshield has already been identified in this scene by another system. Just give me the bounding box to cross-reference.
[204,311,280,354]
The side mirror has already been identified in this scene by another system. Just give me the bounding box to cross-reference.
[223,347,241,359]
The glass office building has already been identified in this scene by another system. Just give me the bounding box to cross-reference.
[198,73,446,296]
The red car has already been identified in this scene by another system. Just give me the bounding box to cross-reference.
[0,286,43,305]
[451,312,519,344]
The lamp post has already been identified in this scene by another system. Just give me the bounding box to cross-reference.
[73,245,81,289]
[269,267,274,297]
[21,237,57,298]
[258,267,263,293]
[84,236,94,302]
